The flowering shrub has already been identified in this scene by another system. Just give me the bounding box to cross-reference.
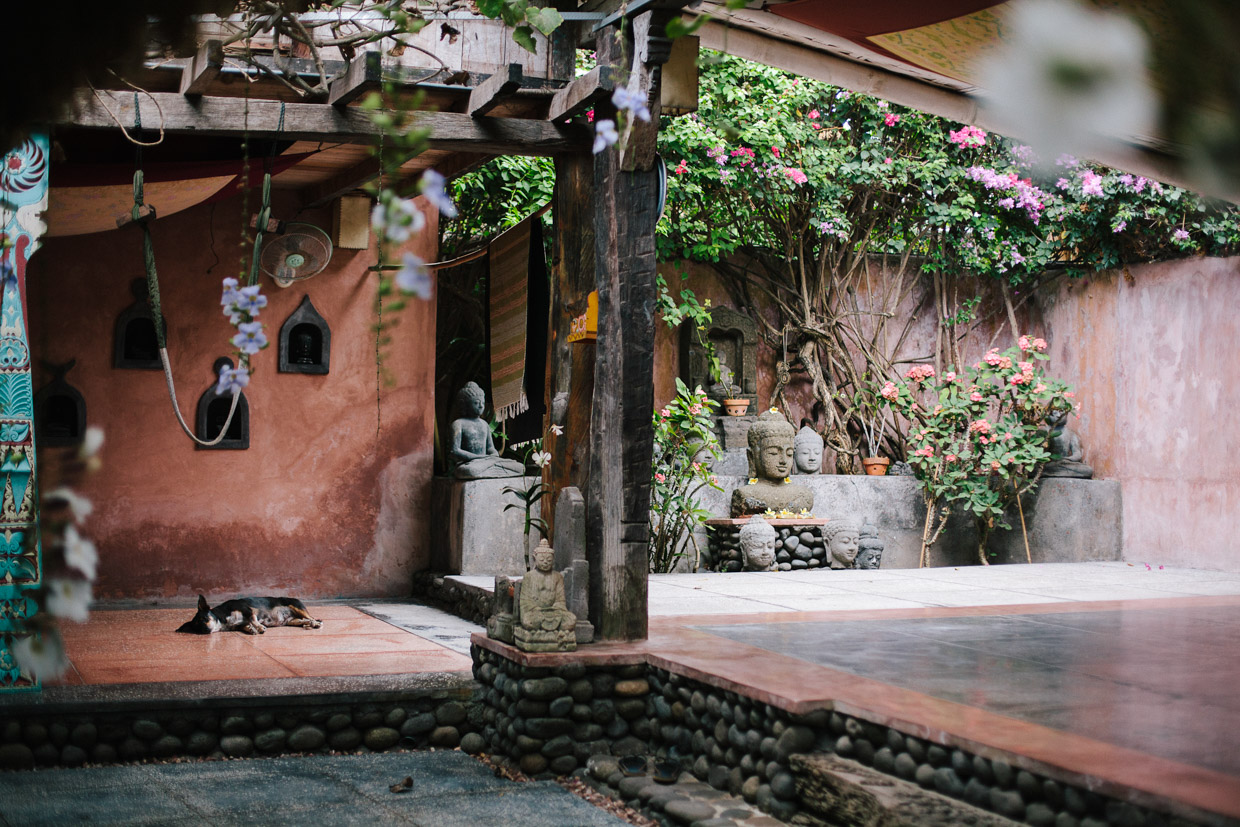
[649,379,722,573]
[883,336,1077,565]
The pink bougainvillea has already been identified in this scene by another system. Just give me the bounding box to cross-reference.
[948,125,987,147]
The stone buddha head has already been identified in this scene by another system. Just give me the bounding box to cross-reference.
[747,410,796,481]
[532,540,555,573]
[456,381,486,419]
[793,425,824,474]
[823,520,860,569]
[738,516,778,571]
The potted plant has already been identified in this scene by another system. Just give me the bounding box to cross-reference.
[854,385,890,474]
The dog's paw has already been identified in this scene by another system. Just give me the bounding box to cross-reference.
[310,619,322,629]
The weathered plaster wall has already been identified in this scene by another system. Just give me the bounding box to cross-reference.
[1043,257,1240,570]
[28,193,439,600]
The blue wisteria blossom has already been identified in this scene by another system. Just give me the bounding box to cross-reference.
[611,87,651,123]
[231,321,268,355]
[395,252,433,299]
[235,285,268,317]
[215,363,250,396]
[420,170,459,219]
[371,196,426,244]
[593,119,619,154]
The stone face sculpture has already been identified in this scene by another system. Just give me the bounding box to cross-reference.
[793,425,824,475]
[855,522,884,570]
[823,520,860,569]
[738,516,778,571]
[449,381,526,479]
[730,410,814,517]
[1043,411,1093,478]
[513,540,577,652]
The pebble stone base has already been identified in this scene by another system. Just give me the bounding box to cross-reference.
[643,667,1208,827]
[471,644,653,777]
[413,571,494,625]
[703,525,828,572]
[0,692,483,771]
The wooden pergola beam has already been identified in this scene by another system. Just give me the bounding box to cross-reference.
[547,66,616,122]
[179,40,224,96]
[57,91,590,155]
[468,64,524,117]
[298,150,490,209]
[328,52,383,107]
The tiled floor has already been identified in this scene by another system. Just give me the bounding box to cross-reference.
[53,605,472,686]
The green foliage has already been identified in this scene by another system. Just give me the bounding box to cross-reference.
[882,336,1076,564]
[649,380,723,573]
[441,156,554,258]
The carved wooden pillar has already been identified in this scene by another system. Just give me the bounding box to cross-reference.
[0,133,48,691]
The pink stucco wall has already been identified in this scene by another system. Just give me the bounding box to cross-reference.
[1043,256,1240,570]
[28,193,439,600]
[656,256,1240,571]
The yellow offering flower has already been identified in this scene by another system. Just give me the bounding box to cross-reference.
[748,478,758,485]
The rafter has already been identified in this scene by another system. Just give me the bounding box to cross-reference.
[328,52,383,107]
[547,65,615,122]
[468,64,524,117]
[179,40,224,96]
[58,91,590,155]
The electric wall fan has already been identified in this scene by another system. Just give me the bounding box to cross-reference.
[259,223,333,287]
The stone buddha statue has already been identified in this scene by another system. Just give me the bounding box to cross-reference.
[738,515,777,571]
[855,522,884,570]
[823,520,860,569]
[449,381,526,479]
[514,540,577,652]
[1043,411,1093,479]
[793,424,824,475]
[730,410,815,517]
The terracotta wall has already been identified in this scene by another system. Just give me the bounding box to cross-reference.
[1042,256,1240,570]
[28,193,439,601]
[656,256,1240,571]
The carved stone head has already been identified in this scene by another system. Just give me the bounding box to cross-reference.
[747,410,796,481]
[793,425,824,474]
[738,516,778,571]
[823,520,860,569]
[456,381,486,418]
[532,540,555,573]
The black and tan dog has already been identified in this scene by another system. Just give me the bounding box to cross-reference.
[176,594,322,635]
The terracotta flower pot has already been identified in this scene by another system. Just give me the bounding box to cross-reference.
[862,457,890,476]
[723,398,749,416]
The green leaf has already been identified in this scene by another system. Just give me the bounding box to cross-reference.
[512,24,538,54]
[477,0,504,17]
[525,6,564,36]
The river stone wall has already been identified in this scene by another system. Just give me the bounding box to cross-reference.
[696,476,1122,569]
[704,523,829,572]
[0,689,480,770]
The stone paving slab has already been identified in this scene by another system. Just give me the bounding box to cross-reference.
[0,751,629,827]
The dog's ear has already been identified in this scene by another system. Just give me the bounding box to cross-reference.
[197,594,209,612]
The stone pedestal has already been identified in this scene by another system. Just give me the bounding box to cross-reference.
[430,477,541,575]
[553,487,594,643]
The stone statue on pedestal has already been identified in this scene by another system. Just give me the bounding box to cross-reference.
[730,410,814,517]
[823,520,860,569]
[449,382,526,479]
[855,522,884,570]
[487,575,516,643]
[739,516,778,571]
[1043,411,1093,478]
[793,425,824,475]
[513,540,577,653]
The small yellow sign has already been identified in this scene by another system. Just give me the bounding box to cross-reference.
[568,291,598,343]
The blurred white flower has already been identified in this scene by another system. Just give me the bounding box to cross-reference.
[980,0,1156,164]
[63,525,98,580]
[47,578,92,623]
[79,427,104,460]
[394,252,433,299]
[531,450,552,468]
[549,424,564,436]
[11,631,69,681]
[45,487,92,524]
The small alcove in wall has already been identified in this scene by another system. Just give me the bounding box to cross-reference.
[278,295,331,375]
[35,360,86,447]
[195,358,249,450]
[113,278,166,370]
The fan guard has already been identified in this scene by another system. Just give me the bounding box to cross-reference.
[259,223,333,287]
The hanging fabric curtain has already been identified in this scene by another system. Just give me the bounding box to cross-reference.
[487,215,548,424]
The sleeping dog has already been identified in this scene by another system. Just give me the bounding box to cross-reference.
[176,594,322,635]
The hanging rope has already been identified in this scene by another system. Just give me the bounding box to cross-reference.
[128,131,241,446]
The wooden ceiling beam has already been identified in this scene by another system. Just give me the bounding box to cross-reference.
[468,64,524,117]
[179,40,224,96]
[328,52,383,107]
[58,91,590,155]
[547,65,615,122]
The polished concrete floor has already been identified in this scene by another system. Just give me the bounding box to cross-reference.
[35,563,1240,823]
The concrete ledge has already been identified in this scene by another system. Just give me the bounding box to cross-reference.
[696,475,1122,569]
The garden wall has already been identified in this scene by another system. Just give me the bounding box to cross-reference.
[28,192,439,600]
[656,255,1240,572]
